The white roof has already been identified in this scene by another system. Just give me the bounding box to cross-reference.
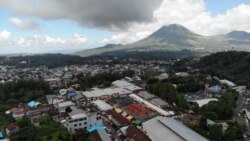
[57,101,75,108]
[129,94,174,116]
[220,79,236,87]
[112,80,133,88]
[82,91,95,98]
[125,85,143,92]
[92,100,113,111]
[68,107,87,119]
[143,116,208,141]
[189,98,218,107]
[83,89,112,98]
[103,88,116,95]
[112,88,131,95]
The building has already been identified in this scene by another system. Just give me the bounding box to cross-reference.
[92,100,113,111]
[105,110,130,127]
[149,98,169,108]
[64,107,103,134]
[46,95,65,105]
[112,80,133,88]
[142,116,208,141]
[137,91,154,100]
[220,79,236,88]
[56,101,75,113]
[5,123,20,136]
[121,125,151,141]
[126,103,155,118]
[129,94,174,116]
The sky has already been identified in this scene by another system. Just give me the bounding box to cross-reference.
[0,0,250,54]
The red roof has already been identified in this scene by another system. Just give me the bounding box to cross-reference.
[126,103,154,117]
[126,125,151,141]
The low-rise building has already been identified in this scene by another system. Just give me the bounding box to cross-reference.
[142,116,208,141]
[92,100,113,111]
[149,98,169,109]
[5,123,20,136]
[64,107,103,134]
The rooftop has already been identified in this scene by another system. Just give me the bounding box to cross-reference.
[142,116,208,141]
[125,125,151,141]
[92,100,113,111]
[105,110,130,127]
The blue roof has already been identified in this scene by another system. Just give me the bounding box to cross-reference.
[87,125,106,133]
[68,92,77,97]
[27,101,40,107]
[0,132,4,138]
[211,85,221,90]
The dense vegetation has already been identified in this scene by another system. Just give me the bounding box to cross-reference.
[146,80,188,112]
[196,51,250,87]
[0,80,51,105]
[0,80,51,130]
[196,91,243,141]
[101,50,197,59]
[0,54,88,68]
[74,70,135,90]
[11,116,70,141]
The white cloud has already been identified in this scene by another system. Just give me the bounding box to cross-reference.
[69,34,88,44]
[0,30,12,42]
[0,31,88,49]
[9,17,40,31]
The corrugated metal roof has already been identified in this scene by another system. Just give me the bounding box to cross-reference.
[142,116,209,141]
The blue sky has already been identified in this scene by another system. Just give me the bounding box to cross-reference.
[205,0,250,15]
[0,0,250,54]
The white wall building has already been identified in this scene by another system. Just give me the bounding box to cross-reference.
[64,107,103,134]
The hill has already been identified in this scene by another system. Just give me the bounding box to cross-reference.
[75,24,250,57]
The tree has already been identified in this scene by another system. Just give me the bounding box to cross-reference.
[208,124,223,141]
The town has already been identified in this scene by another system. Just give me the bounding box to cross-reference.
[0,54,249,141]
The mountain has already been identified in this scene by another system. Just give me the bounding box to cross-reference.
[75,24,250,57]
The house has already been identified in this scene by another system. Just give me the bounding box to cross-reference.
[5,123,20,136]
[46,95,65,105]
[120,125,151,141]
[73,92,86,106]
[9,107,29,119]
[26,104,52,117]
[63,107,103,134]
[105,110,130,128]
[142,116,208,141]
[27,101,41,107]
[56,101,75,113]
